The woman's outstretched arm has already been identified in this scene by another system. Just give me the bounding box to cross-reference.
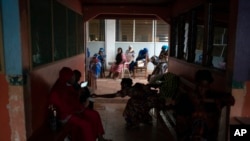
[91,92,119,98]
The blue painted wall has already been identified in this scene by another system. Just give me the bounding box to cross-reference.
[1,0,22,75]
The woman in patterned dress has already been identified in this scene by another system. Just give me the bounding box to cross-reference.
[92,78,158,128]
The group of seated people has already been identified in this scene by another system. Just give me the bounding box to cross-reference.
[92,69,235,141]
[107,46,149,79]
[49,67,111,141]
[49,66,235,141]
[174,70,235,141]
[88,45,170,80]
[106,45,170,80]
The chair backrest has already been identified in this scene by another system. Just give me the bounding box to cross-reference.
[136,55,149,68]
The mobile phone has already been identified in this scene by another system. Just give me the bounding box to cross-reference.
[80,82,88,88]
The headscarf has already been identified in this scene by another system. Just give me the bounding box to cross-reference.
[136,48,148,61]
[128,45,134,53]
[161,45,169,51]
[58,67,74,83]
[143,48,148,54]
[99,48,104,52]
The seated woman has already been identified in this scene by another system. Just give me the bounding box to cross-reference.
[148,45,169,82]
[125,45,135,72]
[107,47,126,79]
[49,67,111,141]
[136,48,149,62]
[158,45,169,62]
[79,88,109,141]
[129,48,149,77]
[174,69,235,141]
[91,78,158,129]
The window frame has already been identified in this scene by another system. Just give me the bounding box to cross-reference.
[115,19,169,43]
[170,2,228,71]
[88,19,105,41]
[134,19,153,42]
[30,0,84,68]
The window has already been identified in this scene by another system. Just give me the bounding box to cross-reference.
[116,20,133,42]
[171,15,188,60]
[30,0,84,67]
[89,19,105,41]
[30,0,52,67]
[170,3,228,70]
[67,9,77,57]
[53,1,66,61]
[115,19,169,43]
[135,20,153,42]
[156,20,170,42]
[194,25,205,64]
[211,27,228,69]
[76,15,84,53]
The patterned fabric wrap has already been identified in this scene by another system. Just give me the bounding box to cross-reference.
[122,83,158,126]
[158,72,180,98]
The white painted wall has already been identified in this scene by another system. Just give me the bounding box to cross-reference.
[87,41,105,57]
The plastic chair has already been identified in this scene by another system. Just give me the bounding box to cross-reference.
[121,62,131,78]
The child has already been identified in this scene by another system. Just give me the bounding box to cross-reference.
[88,55,102,90]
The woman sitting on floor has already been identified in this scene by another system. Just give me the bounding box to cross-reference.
[91,78,158,129]
[107,47,127,79]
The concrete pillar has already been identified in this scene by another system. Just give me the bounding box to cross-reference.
[105,20,116,69]
[1,0,26,141]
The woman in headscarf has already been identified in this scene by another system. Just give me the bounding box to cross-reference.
[107,47,127,79]
[125,45,135,72]
[91,78,158,129]
[148,45,169,82]
[174,69,234,141]
[130,48,149,74]
[49,67,111,141]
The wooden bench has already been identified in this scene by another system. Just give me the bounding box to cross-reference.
[156,74,234,141]
[155,75,195,140]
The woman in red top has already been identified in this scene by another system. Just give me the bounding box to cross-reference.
[49,67,111,141]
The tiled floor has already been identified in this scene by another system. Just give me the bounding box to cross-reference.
[93,77,175,141]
